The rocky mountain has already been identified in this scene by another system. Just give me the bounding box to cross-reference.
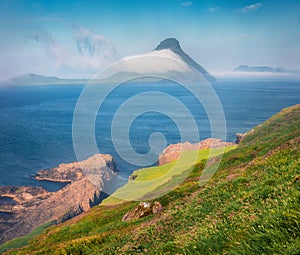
[154,38,216,82]
[93,38,216,84]
[0,73,88,87]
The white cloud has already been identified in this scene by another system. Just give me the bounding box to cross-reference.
[209,6,219,12]
[37,12,67,22]
[120,49,192,74]
[24,27,119,78]
[75,27,118,61]
[181,1,192,7]
[237,3,262,13]
[222,33,249,44]
[29,29,55,47]
[25,30,65,66]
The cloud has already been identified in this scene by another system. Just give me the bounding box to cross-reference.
[119,49,191,74]
[237,3,262,13]
[26,27,119,77]
[29,29,55,47]
[37,12,67,22]
[209,6,219,12]
[27,29,65,65]
[181,1,192,7]
[75,27,118,61]
[222,33,249,44]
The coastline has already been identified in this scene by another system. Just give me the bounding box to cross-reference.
[0,154,118,245]
[34,177,72,183]
[0,137,238,245]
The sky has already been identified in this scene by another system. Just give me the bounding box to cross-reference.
[0,0,299,80]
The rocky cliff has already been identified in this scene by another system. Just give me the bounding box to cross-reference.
[0,154,117,245]
[158,138,235,165]
[35,154,117,185]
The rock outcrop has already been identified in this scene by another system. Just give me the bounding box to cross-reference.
[35,154,117,185]
[158,138,235,166]
[0,154,118,245]
[122,201,163,222]
[236,133,246,144]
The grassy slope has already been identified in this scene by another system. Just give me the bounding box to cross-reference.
[103,146,236,205]
[0,222,53,254]
[3,104,300,255]
[0,147,236,253]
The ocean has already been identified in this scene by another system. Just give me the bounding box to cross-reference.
[0,81,299,191]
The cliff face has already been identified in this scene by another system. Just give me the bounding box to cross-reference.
[35,154,118,185]
[0,154,117,245]
[158,138,235,165]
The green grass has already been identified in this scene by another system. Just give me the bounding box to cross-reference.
[103,146,236,205]
[3,104,300,255]
[0,221,53,254]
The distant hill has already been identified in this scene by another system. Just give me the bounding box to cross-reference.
[0,74,88,87]
[234,65,288,73]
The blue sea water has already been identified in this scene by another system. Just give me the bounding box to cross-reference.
[0,81,299,191]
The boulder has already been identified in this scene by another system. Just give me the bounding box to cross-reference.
[236,133,246,144]
[122,201,163,222]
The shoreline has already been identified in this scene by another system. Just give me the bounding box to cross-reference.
[0,154,118,245]
[0,137,239,245]
[34,177,72,183]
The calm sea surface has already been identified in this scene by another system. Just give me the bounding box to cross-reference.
[0,81,299,191]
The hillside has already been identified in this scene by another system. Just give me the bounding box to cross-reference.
[2,104,300,254]
[234,65,288,73]
[0,74,88,87]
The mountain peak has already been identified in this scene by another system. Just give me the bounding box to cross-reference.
[154,38,181,51]
[154,38,216,82]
